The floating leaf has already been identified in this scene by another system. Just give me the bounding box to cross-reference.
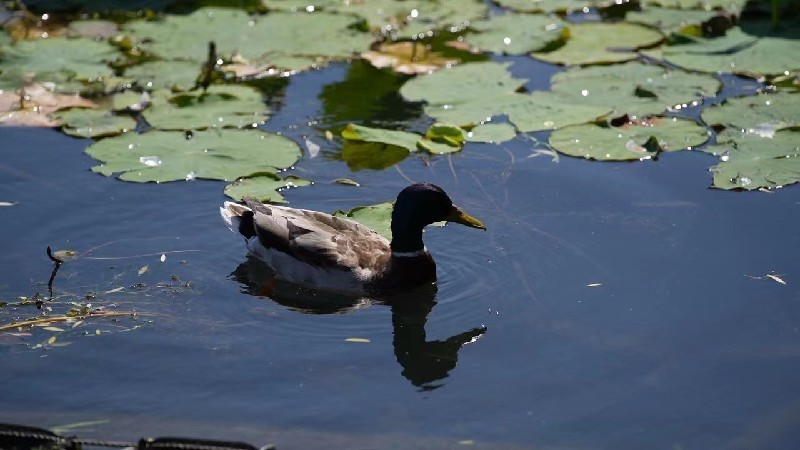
[0,37,119,91]
[465,123,517,143]
[51,108,136,138]
[426,123,465,147]
[142,85,270,130]
[466,14,566,55]
[361,42,458,75]
[342,123,420,151]
[549,117,709,161]
[124,60,202,91]
[533,22,663,66]
[67,20,119,39]
[626,7,716,32]
[345,337,371,343]
[704,129,800,190]
[86,129,302,182]
[639,0,747,10]
[495,0,602,13]
[654,23,800,76]
[550,61,721,118]
[224,173,312,203]
[123,8,372,66]
[333,201,394,239]
[401,61,525,107]
[701,91,800,133]
[340,141,409,171]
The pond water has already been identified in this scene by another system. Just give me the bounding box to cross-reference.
[2,57,800,449]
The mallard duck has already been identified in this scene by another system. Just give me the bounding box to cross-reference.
[220,183,485,293]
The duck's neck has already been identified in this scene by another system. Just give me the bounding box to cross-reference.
[390,224,425,255]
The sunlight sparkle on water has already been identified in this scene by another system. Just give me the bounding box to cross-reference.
[139,156,162,167]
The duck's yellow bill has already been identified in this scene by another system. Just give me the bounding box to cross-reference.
[447,205,486,230]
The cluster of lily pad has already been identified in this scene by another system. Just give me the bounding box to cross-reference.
[0,0,798,207]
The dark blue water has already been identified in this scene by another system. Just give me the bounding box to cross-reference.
[2,59,800,449]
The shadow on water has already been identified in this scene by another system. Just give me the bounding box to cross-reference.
[231,257,486,390]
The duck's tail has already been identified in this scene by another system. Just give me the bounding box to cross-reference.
[220,201,256,238]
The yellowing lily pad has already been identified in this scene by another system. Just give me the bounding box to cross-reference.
[361,42,458,75]
[549,117,709,161]
[224,173,312,203]
[86,129,301,182]
[0,82,97,127]
[705,129,800,190]
[701,91,800,133]
[142,85,270,130]
[533,22,663,66]
[550,61,721,118]
[466,14,566,55]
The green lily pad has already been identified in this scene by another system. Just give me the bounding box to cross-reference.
[465,123,517,143]
[626,7,716,32]
[426,123,465,147]
[123,8,372,65]
[550,61,721,118]
[401,61,610,131]
[655,23,800,75]
[466,14,566,55]
[51,108,137,138]
[86,129,301,182]
[0,37,118,91]
[533,22,663,66]
[342,123,421,151]
[124,60,202,90]
[701,91,800,132]
[142,85,270,130]
[639,0,747,10]
[549,117,709,161]
[333,201,394,240]
[705,129,800,190]
[224,173,312,203]
[494,0,601,13]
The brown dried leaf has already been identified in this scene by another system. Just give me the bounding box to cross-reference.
[361,42,458,75]
[0,82,97,127]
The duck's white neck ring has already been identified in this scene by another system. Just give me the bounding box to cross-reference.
[391,247,427,258]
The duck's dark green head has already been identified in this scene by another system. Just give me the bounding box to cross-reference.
[391,183,485,252]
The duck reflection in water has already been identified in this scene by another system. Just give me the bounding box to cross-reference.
[231,257,486,390]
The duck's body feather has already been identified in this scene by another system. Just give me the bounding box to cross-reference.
[221,183,484,294]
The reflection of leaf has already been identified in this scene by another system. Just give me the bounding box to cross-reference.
[142,85,270,130]
[466,14,566,55]
[701,91,800,133]
[340,141,409,171]
[333,201,394,239]
[224,173,312,203]
[549,117,709,161]
[550,61,720,118]
[86,129,301,182]
[362,42,458,74]
[704,130,800,190]
[533,22,663,66]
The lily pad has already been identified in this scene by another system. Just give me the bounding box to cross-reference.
[466,14,566,55]
[465,123,517,143]
[701,91,800,133]
[51,108,136,138]
[333,201,394,240]
[0,82,97,127]
[86,129,301,182]
[639,0,747,10]
[340,141,410,171]
[705,129,800,190]
[549,117,709,161]
[342,123,421,151]
[533,22,663,66]
[142,85,270,130]
[626,7,716,32]
[123,8,372,66]
[224,173,312,203]
[0,37,119,91]
[124,60,202,91]
[550,61,721,118]
[655,23,800,75]
[400,61,525,106]
[494,0,600,13]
